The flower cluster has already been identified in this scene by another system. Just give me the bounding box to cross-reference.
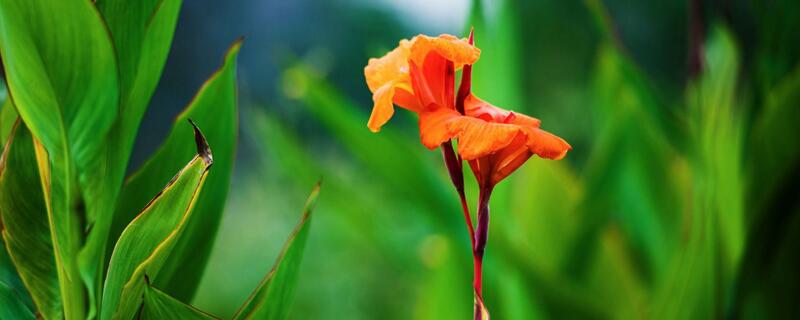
[364,31,571,319]
[365,33,570,191]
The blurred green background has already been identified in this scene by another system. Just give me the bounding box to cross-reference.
[132,0,800,318]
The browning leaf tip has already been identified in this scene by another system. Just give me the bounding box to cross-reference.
[188,119,213,167]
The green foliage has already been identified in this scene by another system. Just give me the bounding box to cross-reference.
[141,284,218,320]
[0,0,317,319]
[109,41,241,302]
[234,183,320,320]
[101,127,212,320]
[0,121,60,318]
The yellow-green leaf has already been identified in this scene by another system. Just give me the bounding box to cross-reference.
[110,40,241,301]
[233,182,320,320]
[0,120,60,319]
[80,0,184,314]
[141,282,218,320]
[100,122,213,320]
[0,0,121,317]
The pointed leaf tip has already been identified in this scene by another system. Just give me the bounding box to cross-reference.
[188,119,213,166]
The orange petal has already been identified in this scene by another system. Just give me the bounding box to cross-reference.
[490,141,532,186]
[365,39,412,92]
[418,108,521,159]
[464,94,541,128]
[409,52,455,110]
[367,81,397,132]
[523,127,571,160]
[410,34,480,69]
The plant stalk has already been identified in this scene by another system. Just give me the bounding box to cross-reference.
[473,184,492,319]
[441,141,475,247]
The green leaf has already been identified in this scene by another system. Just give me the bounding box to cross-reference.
[0,281,35,320]
[0,121,60,319]
[141,283,218,320]
[0,99,17,150]
[0,0,120,317]
[110,40,241,301]
[100,122,213,320]
[233,182,320,320]
[81,0,184,313]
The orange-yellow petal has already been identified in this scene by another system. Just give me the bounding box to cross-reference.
[410,34,480,69]
[365,39,412,92]
[367,81,397,132]
[418,108,521,160]
[523,127,571,160]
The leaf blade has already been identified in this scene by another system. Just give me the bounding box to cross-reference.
[141,283,219,320]
[110,40,241,301]
[233,182,320,320]
[100,122,213,320]
[0,120,61,319]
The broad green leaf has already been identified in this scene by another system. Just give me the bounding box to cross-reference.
[0,121,60,318]
[141,283,218,320]
[0,1,120,317]
[0,281,35,320]
[101,122,213,320]
[233,182,320,320]
[81,0,184,313]
[110,40,241,301]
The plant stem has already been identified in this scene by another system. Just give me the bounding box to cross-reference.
[441,141,475,247]
[473,185,492,319]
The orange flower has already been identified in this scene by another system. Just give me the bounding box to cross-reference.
[364,33,570,189]
[364,34,480,132]
[364,31,571,320]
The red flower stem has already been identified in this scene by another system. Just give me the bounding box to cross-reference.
[473,184,492,318]
[441,141,475,248]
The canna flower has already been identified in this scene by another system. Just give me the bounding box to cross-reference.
[364,31,571,320]
[364,33,570,190]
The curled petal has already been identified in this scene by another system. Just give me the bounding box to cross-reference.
[464,94,541,127]
[410,34,480,68]
[524,127,571,160]
[367,82,397,132]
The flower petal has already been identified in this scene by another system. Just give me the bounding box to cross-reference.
[409,52,455,110]
[364,39,412,92]
[523,127,571,160]
[410,34,480,69]
[367,82,397,132]
[418,108,521,160]
[464,94,541,127]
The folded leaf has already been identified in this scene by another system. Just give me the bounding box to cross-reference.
[110,40,241,301]
[81,0,184,314]
[233,182,320,320]
[141,281,218,320]
[0,0,121,317]
[101,122,213,320]
[0,121,60,319]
